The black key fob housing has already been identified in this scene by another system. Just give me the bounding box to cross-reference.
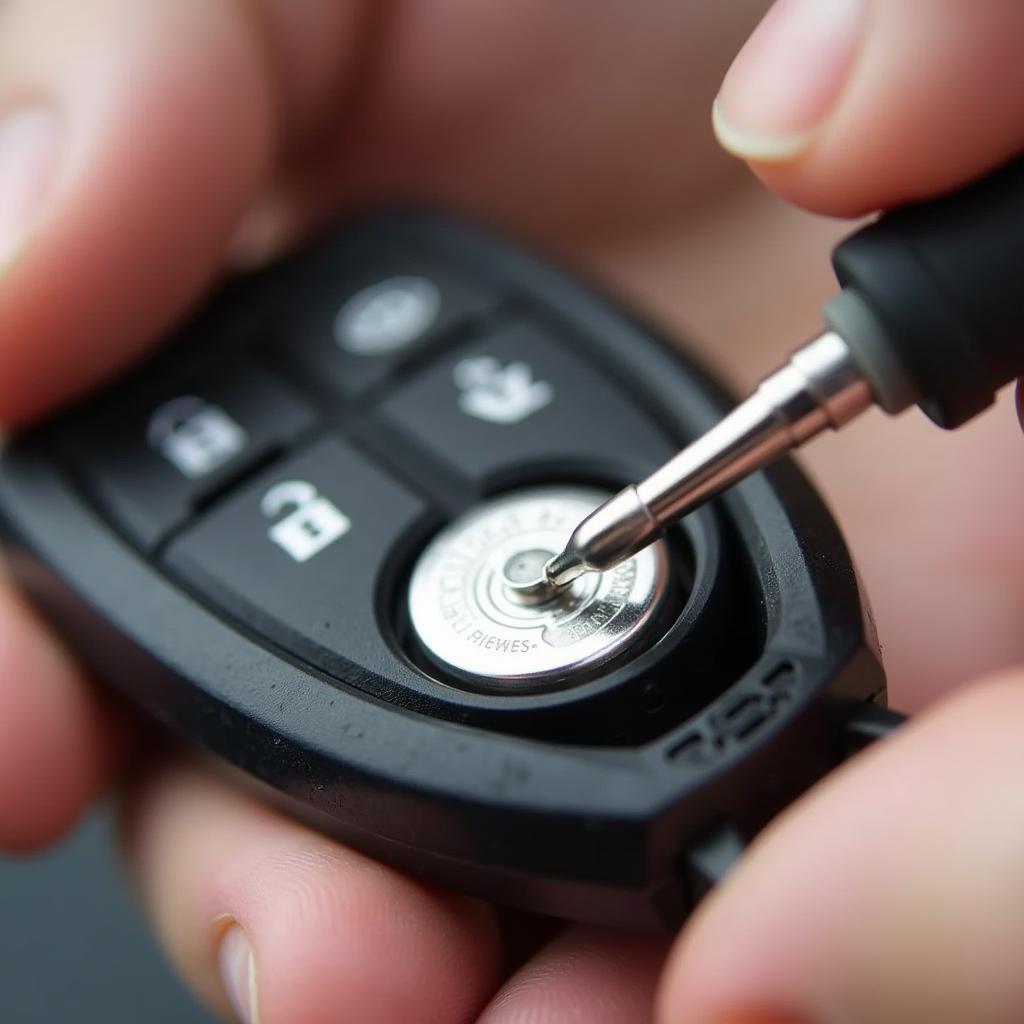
[0,211,886,930]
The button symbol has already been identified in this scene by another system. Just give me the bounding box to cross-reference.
[261,480,351,563]
[454,356,554,425]
[147,396,248,479]
[334,276,442,356]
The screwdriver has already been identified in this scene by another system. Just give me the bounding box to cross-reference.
[544,154,1024,587]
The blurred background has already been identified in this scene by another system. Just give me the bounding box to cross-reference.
[0,807,213,1023]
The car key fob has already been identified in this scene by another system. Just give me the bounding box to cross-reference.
[0,211,888,930]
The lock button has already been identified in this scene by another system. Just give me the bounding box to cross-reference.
[165,436,432,683]
[148,396,249,479]
[72,362,316,550]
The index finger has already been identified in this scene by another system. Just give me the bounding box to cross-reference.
[0,0,278,424]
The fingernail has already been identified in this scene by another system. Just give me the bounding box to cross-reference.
[713,0,866,162]
[218,923,260,1024]
[0,105,62,268]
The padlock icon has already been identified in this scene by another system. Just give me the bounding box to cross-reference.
[147,396,248,479]
[260,480,351,563]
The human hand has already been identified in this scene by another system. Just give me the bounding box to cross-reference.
[0,4,755,1020]
[659,2,1024,1022]
[2,2,1023,1022]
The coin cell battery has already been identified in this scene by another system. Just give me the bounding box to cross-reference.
[407,487,673,692]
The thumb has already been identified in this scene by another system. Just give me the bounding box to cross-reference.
[713,0,1024,215]
[656,670,1024,1024]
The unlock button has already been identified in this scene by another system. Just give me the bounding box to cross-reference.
[262,480,351,562]
[165,437,431,681]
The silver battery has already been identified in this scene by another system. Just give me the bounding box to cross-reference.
[407,486,672,691]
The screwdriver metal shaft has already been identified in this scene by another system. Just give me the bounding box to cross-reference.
[544,331,874,586]
[545,154,1024,589]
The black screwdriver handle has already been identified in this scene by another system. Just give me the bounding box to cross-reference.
[823,153,1024,428]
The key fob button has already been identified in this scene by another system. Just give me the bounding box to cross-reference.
[266,242,497,400]
[73,363,315,550]
[335,276,443,355]
[378,320,677,487]
[165,436,430,680]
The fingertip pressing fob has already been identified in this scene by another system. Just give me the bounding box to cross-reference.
[0,211,887,930]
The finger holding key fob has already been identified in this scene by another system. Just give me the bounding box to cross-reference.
[0,209,891,930]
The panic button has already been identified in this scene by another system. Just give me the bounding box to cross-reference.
[266,244,498,402]
[378,320,677,489]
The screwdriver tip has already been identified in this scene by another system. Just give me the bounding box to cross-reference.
[544,549,586,587]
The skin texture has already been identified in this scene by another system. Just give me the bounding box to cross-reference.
[0,1,1023,1021]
